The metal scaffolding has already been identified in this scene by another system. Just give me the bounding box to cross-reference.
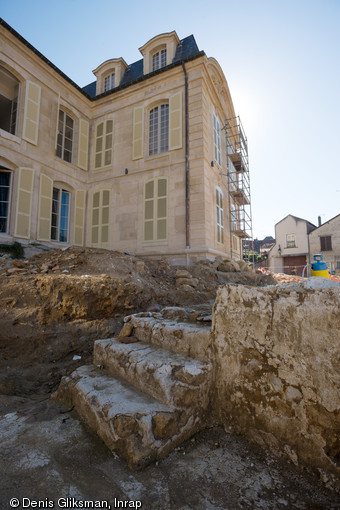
[225,115,253,261]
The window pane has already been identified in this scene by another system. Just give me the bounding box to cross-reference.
[97,123,104,137]
[95,153,102,168]
[152,52,160,71]
[102,190,110,206]
[149,107,159,154]
[145,181,154,199]
[0,171,10,233]
[105,133,113,150]
[158,197,166,218]
[157,219,167,240]
[92,208,99,226]
[93,192,100,208]
[145,221,154,241]
[158,179,167,197]
[145,200,153,220]
[160,49,167,67]
[104,150,111,166]
[102,206,109,225]
[160,104,169,153]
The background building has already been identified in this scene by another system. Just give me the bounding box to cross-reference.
[269,215,316,275]
[309,214,340,273]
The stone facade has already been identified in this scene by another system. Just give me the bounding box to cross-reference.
[309,214,340,273]
[0,19,244,263]
[212,282,340,484]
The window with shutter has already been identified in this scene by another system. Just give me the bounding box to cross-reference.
[320,236,332,251]
[95,120,114,169]
[0,170,12,234]
[144,178,167,242]
[213,111,221,166]
[216,188,224,244]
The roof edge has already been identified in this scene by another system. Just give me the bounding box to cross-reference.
[92,50,205,101]
[0,17,92,100]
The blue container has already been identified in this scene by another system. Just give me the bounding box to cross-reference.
[311,254,329,278]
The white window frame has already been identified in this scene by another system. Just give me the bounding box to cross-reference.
[0,170,12,234]
[56,110,74,163]
[152,49,167,71]
[213,110,222,166]
[286,233,296,248]
[149,103,169,155]
[51,186,71,243]
[104,72,115,92]
[216,187,224,244]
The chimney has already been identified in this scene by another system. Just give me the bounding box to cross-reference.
[318,216,322,227]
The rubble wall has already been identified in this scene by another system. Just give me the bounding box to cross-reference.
[212,283,340,481]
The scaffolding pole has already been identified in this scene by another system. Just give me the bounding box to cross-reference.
[225,115,254,264]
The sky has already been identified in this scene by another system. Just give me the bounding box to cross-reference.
[2,0,340,239]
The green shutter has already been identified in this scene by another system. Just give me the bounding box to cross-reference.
[23,81,41,145]
[169,92,182,150]
[14,168,34,239]
[37,174,53,241]
[144,178,167,242]
[132,106,144,160]
[78,120,89,170]
[74,190,86,246]
[91,190,110,248]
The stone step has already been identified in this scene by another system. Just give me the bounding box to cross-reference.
[94,338,211,409]
[124,313,211,362]
[56,365,200,470]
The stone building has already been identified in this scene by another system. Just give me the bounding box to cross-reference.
[309,214,340,273]
[0,19,251,263]
[268,215,316,275]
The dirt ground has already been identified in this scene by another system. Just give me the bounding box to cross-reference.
[0,247,339,509]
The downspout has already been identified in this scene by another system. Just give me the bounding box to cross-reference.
[182,62,190,256]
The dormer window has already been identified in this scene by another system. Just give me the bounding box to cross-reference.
[92,58,128,96]
[152,49,167,71]
[104,72,115,92]
[139,32,179,75]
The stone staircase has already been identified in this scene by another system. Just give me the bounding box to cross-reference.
[55,307,213,470]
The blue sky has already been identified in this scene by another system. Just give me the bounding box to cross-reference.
[2,0,340,239]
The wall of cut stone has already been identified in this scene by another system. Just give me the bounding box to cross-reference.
[212,283,340,482]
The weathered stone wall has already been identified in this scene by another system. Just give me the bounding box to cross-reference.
[212,283,340,482]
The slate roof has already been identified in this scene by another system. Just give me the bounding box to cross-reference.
[82,35,201,98]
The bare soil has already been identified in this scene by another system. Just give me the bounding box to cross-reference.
[0,247,339,509]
